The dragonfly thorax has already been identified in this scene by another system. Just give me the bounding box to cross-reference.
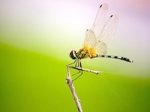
[69,50,78,60]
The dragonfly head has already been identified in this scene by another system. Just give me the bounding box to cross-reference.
[69,50,77,60]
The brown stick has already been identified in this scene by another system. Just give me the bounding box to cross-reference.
[66,66,83,112]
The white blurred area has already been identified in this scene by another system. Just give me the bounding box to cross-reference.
[105,0,150,77]
[0,0,150,77]
[0,0,95,56]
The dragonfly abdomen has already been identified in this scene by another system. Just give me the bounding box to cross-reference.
[96,54,133,63]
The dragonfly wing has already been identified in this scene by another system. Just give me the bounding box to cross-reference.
[94,40,107,55]
[84,3,118,55]
[91,3,119,53]
[97,14,119,47]
[91,3,109,39]
[83,29,97,48]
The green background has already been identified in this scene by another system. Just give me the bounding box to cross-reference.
[0,42,150,112]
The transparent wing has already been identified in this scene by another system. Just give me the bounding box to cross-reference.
[90,3,109,55]
[91,3,109,38]
[91,3,119,54]
[97,14,119,46]
[83,3,118,55]
[94,40,107,55]
[83,3,108,49]
[83,29,97,48]
[94,15,118,54]
[84,29,107,55]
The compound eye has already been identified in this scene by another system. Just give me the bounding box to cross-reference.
[69,50,77,59]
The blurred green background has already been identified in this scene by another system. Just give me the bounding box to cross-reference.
[0,0,150,112]
[0,42,150,112]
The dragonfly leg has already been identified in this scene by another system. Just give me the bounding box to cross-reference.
[75,60,78,67]
[71,70,81,76]
[67,61,100,82]
[72,70,83,82]
[68,60,76,66]
[67,63,83,82]
[72,60,83,78]
[71,62,83,79]
[79,61,82,68]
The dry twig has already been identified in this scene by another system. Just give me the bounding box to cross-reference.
[66,66,83,112]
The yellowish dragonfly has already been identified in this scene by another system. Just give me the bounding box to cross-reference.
[68,3,133,79]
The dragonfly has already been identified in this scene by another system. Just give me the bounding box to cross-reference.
[68,3,133,80]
